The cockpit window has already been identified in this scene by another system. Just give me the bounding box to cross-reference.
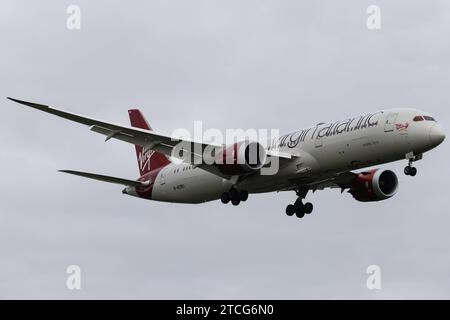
[423,116,436,121]
[413,115,436,122]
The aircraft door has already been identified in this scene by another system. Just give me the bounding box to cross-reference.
[384,113,398,132]
[159,169,166,186]
[315,137,323,148]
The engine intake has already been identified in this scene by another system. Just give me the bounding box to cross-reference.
[349,169,398,202]
[215,141,267,175]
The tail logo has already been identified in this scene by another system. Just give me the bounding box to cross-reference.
[138,150,155,172]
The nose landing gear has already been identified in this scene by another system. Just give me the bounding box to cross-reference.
[285,188,313,219]
[221,188,248,206]
[404,152,422,176]
[404,165,417,176]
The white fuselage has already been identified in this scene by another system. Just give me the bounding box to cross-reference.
[143,108,444,203]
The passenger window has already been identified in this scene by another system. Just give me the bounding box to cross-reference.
[413,116,424,121]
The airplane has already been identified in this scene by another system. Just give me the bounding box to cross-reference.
[7,97,445,219]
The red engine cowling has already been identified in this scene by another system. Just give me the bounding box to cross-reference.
[215,141,267,175]
[349,169,398,202]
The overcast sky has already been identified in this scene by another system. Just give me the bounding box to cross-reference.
[1,0,449,299]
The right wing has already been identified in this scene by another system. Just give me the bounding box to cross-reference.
[306,171,357,191]
[278,171,358,193]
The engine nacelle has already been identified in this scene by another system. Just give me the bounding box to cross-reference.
[349,169,398,202]
[215,141,267,175]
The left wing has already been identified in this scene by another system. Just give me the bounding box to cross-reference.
[7,97,195,154]
[8,98,292,178]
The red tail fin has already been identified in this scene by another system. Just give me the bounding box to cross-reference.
[128,109,170,176]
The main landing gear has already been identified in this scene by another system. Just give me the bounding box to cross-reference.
[404,152,422,177]
[285,189,314,219]
[221,188,248,206]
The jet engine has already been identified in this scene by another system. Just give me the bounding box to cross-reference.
[215,141,267,175]
[348,169,398,202]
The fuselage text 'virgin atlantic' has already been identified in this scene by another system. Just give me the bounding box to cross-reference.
[272,112,382,149]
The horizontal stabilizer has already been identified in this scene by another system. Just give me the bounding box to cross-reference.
[59,170,149,187]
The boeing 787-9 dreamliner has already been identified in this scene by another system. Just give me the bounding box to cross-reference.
[7,98,445,219]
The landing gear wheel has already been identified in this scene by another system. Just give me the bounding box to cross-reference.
[294,201,304,211]
[404,166,417,176]
[221,192,230,204]
[404,166,411,175]
[295,209,305,218]
[286,188,314,219]
[229,188,239,200]
[286,204,296,216]
[304,202,313,214]
[240,190,249,202]
[404,153,421,176]
[231,198,241,206]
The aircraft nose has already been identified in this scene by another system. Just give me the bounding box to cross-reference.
[429,123,445,147]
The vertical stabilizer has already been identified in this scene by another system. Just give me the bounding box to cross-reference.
[128,109,170,176]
